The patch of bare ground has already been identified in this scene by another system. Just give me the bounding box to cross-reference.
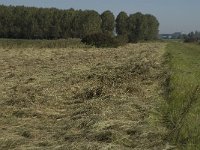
[0,42,168,149]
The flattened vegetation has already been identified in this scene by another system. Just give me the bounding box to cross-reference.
[0,42,167,149]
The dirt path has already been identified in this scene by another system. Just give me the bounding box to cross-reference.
[0,43,167,150]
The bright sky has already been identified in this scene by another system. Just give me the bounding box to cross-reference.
[0,0,199,34]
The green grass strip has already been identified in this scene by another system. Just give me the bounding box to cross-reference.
[164,42,200,149]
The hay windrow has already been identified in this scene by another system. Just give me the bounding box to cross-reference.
[0,42,168,149]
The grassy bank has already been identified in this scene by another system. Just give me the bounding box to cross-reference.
[164,42,200,149]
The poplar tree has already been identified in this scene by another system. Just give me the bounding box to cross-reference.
[101,10,115,35]
[116,11,128,35]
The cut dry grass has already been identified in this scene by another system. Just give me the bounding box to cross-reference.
[0,41,167,149]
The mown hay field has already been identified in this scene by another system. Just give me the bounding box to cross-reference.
[0,41,167,150]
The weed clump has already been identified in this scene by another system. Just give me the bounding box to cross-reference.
[73,86,103,100]
[95,131,112,143]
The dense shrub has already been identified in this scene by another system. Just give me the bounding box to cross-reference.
[184,37,199,43]
[114,35,129,46]
[81,33,121,48]
[184,31,200,43]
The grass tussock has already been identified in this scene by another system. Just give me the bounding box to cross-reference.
[0,41,167,149]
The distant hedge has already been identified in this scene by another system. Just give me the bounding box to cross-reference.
[0,5,159,44]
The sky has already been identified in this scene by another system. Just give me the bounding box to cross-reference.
[0,0,199,34]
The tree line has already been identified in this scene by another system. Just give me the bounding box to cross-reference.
[184,31,200,43]
[0,5,159,42]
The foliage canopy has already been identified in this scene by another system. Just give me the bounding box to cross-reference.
[0,5,159,45]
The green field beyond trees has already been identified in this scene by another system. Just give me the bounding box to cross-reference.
[164,42,200,149]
